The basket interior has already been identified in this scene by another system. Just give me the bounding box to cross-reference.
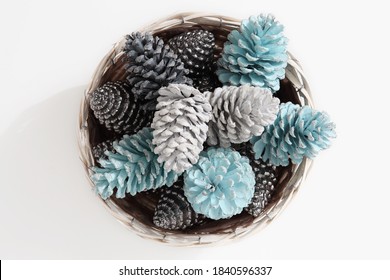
[86,20,300,235]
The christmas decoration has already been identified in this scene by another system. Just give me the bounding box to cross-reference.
[89,81,152,135]
[240,148,277,217]
[81,13,337,243]
[151,84,212,173]
[168,30,215,78]
[207,85,280,147]
[183,147,255,220]
[90,128,179,199]
[251,102,336,166]
[153,182,202,230]
[124,32,192,110]
[217,14,288,92]
[92,140,115,161]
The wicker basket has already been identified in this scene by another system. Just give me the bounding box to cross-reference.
[78,13,314,246]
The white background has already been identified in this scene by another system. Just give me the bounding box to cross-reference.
[0,0,389,259]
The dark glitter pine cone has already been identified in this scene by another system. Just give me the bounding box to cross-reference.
[89,81,153,135]
[168,30,215,78]
[124,32,192,110]
[192,63,221,92]
[153,183,202,230]
[92,140,115,161]
[233,144,277,217]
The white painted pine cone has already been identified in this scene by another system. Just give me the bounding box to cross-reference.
[207,85,280,147]
[151,84,212,173]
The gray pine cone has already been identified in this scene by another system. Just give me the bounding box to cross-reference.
[207,85,280,147]
[153,183,202,230]
[124,32,192,110]
[168,30,215,78]
[89,81,152,135]
[92,140,115,161]
[151,84,212,173]
[234,145,277,217]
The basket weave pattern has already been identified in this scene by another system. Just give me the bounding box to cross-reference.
[78,13,314,246]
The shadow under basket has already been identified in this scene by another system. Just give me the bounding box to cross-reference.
[78,13,314,246]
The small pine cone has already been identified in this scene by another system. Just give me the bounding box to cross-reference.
[153,183,202,230]
[89,81,152,135]
[92,140,115,161]
[168,30,215,78]
[240,148,277,217]
[124,32,192,110]
[207,85,280,147]
[151,84,212,173]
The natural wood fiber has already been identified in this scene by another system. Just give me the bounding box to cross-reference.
[78,13,314,246]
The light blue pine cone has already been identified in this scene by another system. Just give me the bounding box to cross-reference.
[251,102,336,166]
[183,147,255,220]
[217,14,288,92]
[91,127,179,199]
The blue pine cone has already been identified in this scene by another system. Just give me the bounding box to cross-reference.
[251,102,336,166]
[91,127,179,199]
[217,14,288,92]
[183,147,255,220]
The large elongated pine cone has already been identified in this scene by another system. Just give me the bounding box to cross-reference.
[89,81,152,135]
[207,85,280,147]
[90,128,179,199]
[168,30,215,78]
[124,32,192,110]
[153,183,202,230]
[151,84,212,173]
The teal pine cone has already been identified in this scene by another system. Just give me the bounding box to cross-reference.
[91,128,179,199]
[251,102,336,166]
[217,14,288,92]
[183,147,255,220]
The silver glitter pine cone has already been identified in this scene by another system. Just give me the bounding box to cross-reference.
[233,144,277,217]
[168,30,215,78]
[89,81,152,135]
[92,140,115,161]
[153,183,202,230]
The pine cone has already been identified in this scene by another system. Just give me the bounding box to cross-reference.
[91,128,179,199]
[241,148,277,217]
[92,140,115,161]
[124,32,192,110]
[89,81,152,135]
[153,183,202,230]
[151,84,212,173]
[184,147,255,220]
[192,63,221,92]
[251,102,336,166]
[168,30,215,78]
[217,14,288,92]
[207,85,280,148]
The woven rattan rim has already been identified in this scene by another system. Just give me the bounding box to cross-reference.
[78,13,314,246]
